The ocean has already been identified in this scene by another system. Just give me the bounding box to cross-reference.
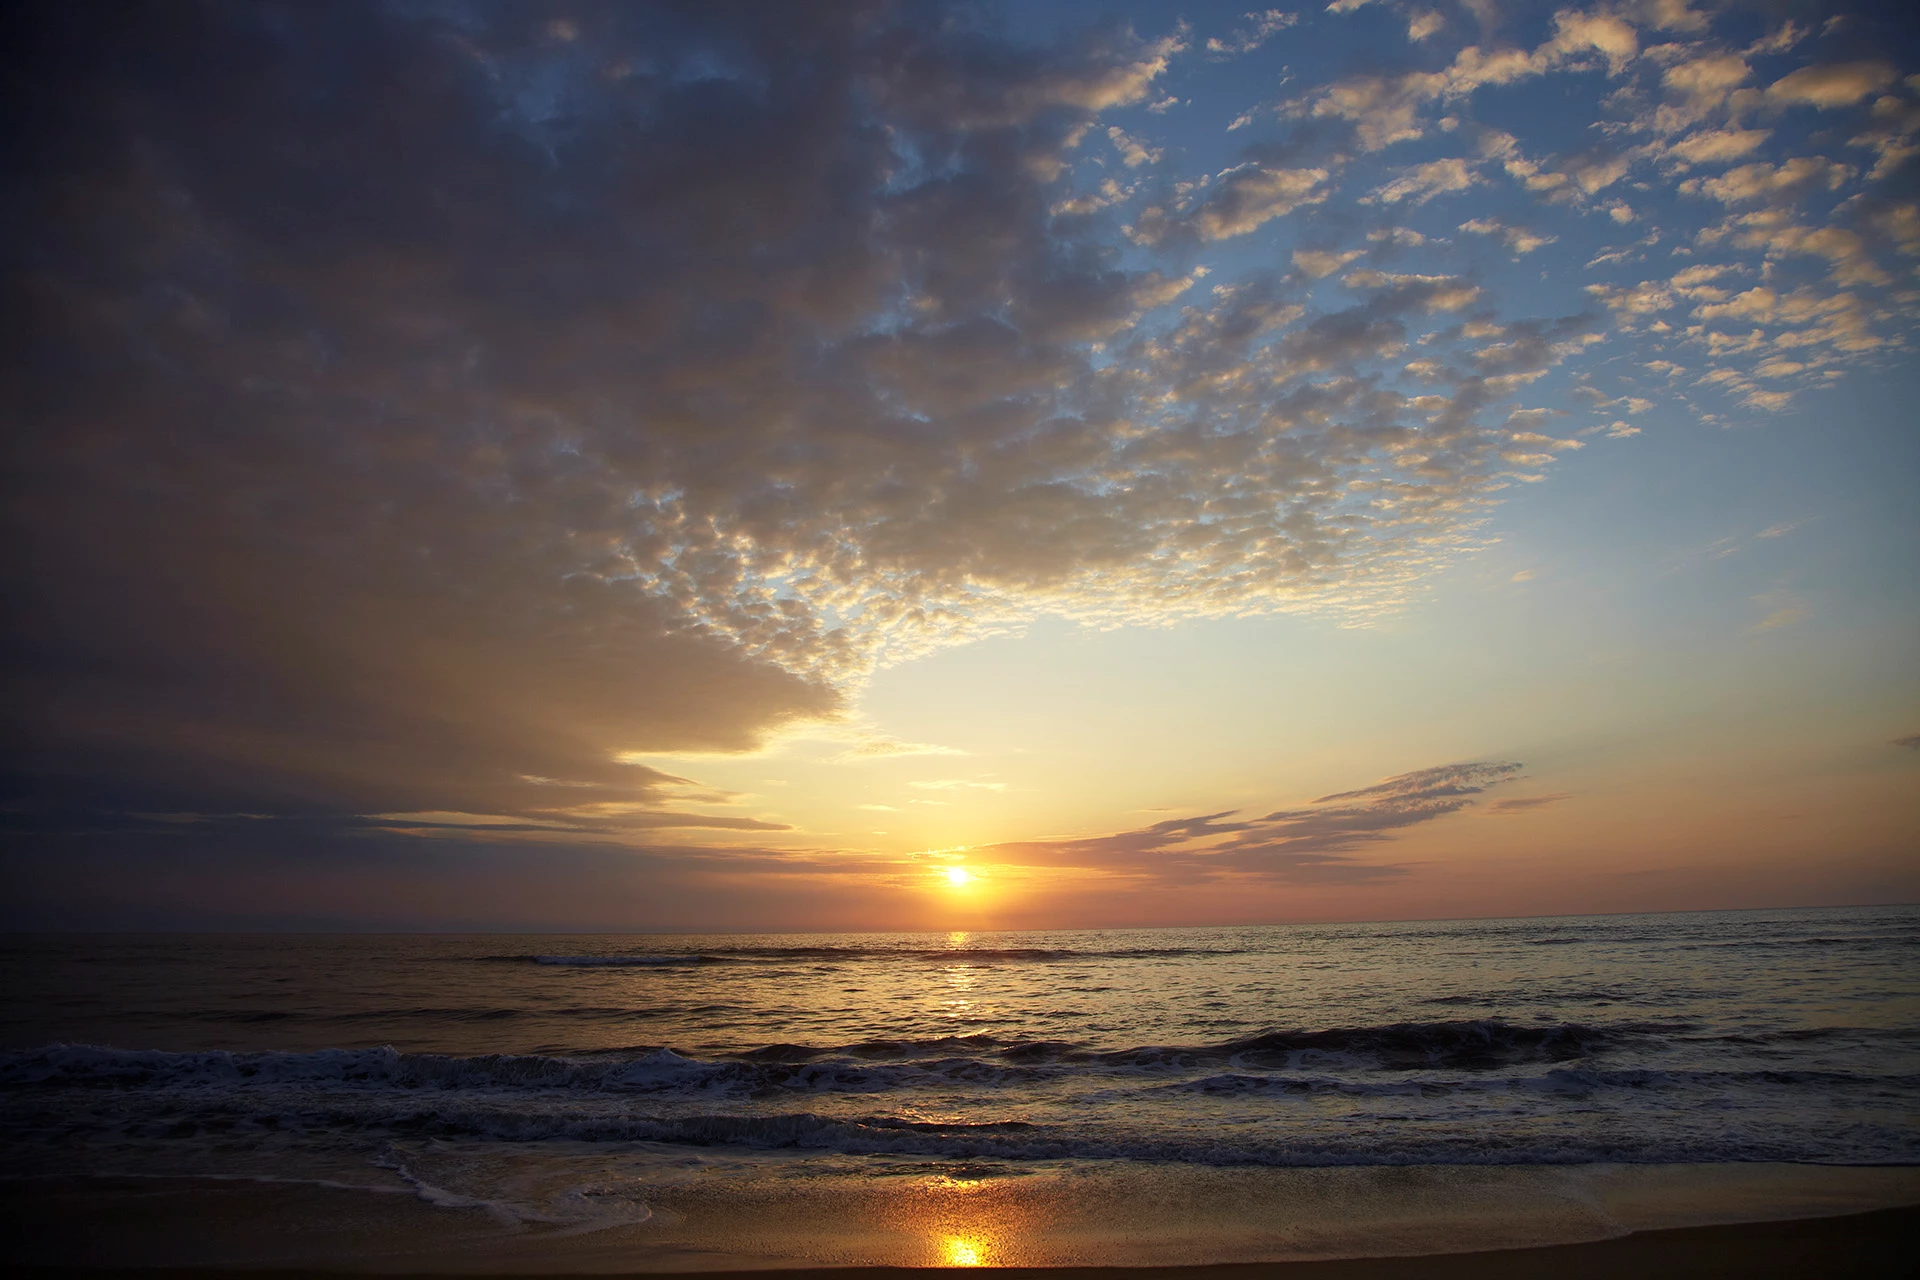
[3,905,1918,1266]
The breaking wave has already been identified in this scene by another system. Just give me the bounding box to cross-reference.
[6,910,1915,1174]
[0,1018,1878,1099]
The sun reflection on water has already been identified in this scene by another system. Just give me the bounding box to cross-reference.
[939,948,979,1022]
[917,1174,1003,1266]
[941,1235,987,1266]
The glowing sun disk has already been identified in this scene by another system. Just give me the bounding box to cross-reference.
[946,866,973,887]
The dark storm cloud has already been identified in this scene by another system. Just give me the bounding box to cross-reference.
[0,0,1179,822]
[986,761,1522,884]
[1,1,1588,856]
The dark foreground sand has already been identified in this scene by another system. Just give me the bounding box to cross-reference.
[7,1207,1918,1279]
[5,1166,1916,1275]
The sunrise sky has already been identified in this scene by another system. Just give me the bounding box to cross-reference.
[4,0,1916,931]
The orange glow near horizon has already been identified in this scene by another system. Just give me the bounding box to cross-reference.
[11,1,1919,939]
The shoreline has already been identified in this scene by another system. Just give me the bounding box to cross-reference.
[8,1205,1918,1278]
[5,1162,1917,1274]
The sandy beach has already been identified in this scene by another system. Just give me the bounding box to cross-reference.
[7,1205,1917,1278]
[5,1163,1916,1275]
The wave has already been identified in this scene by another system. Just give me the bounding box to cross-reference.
[7,1035,1917,1169]
[723,1019,1669,1072]
[13,1096,1912,1167]
[1132,1020,1663,1069]
[0,1019,1849,1097]
[528,955,725,967]
[1157,1065,1920,1097]
[0,1042,1072,1097]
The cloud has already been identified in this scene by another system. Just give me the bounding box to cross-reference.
[1665,128,1772,166]
[1310,761,1518,804]
[5,0,1915,921]
[1373,156,1480,204]
[1206,10,1299,58]
[1864,201,1920,255]
[1545,11,1639,75]
[1894,734,1920,751]
[1369,226,1431,247]
[1486,793,1572,813]
[1140,164,1333,241]
[1745,23,1807,58]
[1310,10,1646,152]
[2,2,1207,825]
[986,761,1523,884]
[1311,69,1451,150]
[384,808,796,834]
[1661,53,1751,116]
[1720,216,1890,286]
[0,816,946,931]
[1683,157,1853,205]
[1850,96,1920,180]
[1766,62,1899,109]
[833,738,968,762]
[1108,125,1163,168]
[1749,592,1810,632]
[1293,247,1367,277]
[1459,216,1557,254]
[1341,270,1483,313]
[1561,146,1634,195]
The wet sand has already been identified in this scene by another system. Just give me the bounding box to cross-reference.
[4,1164,1916,1274]
[7,1206,1918,1278]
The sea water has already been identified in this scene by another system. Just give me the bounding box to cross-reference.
[2,906,1917,1261]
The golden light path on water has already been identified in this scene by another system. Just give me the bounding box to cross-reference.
[924,945,1002,1266]
[941,1235,986,1267]
[916,1175,1002,1267]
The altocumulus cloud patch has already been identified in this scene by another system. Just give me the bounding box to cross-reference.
[3,0,1917,839]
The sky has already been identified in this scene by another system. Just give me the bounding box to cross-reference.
[2,0,1916,932]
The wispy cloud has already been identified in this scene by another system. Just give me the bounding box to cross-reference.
[832,738,968,762]
[1206,10,1298,59]
[1487,793,1572,814]
[1750,592,1811,632]
[986,762,1522,885]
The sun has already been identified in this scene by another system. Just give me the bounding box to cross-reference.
[945,866,973,887]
